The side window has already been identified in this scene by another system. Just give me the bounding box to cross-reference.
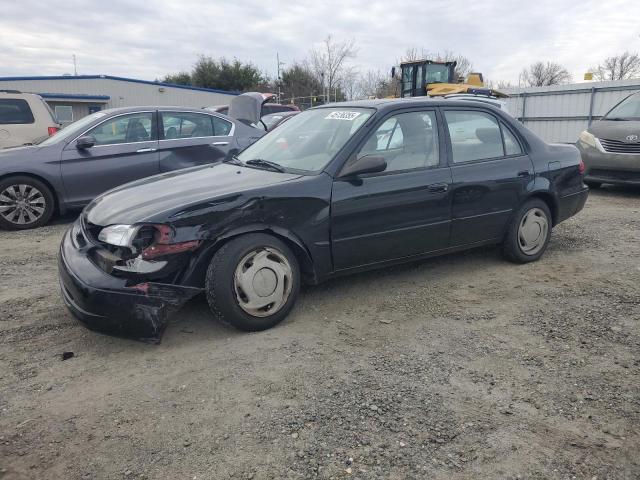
[55,105,73,124]
[87,113,153,146]
[161,112,214,139]
[444,110,504,163]
[0,99,34,124]
[357,111,439,172]
[211,115,233,136]
[502,123,523,155]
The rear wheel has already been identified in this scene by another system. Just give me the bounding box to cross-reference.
[502,198,552,263]
[0,176,54,230]
[585,181,602,189]
[205,233,300,331]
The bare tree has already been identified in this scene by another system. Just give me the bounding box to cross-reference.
[354,70,385,99]
[486,79,514,90]
[402,47,429,63]
[309,36,358,102]
[436,50,473,81]
[339,66,360,100]
[519,61,571,87]
[591,51,640,81]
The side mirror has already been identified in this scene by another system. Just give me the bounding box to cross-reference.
[76,135,96,150]
[339,155,387,178]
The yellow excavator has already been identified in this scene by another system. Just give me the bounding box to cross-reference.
[392,59,508,98]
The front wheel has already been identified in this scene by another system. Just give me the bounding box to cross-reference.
[502,199,552,264]
[205,233,300,331]
[0,176,55,230]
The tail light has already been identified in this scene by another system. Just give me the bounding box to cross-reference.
[578,159,585,175]
[48,126,59,136]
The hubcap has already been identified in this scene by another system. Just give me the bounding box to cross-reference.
[0,184,46,225]
[234,247,293,317]
[518,207,548,255]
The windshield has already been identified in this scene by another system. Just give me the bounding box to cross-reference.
[237,107,373,173]
[425,64,451,84]
[38,110,110,146]
[604,93,640,120]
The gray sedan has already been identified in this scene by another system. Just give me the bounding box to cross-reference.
[0,106,264,229]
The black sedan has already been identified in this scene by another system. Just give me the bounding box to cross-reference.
[58,98,589,343]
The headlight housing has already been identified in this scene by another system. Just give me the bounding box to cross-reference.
[98,223,200,260]
[97,224,142,248]
[579,130,603,151]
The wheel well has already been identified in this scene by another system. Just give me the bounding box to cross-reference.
[528,192,557,225]
[0,172,60,213]
[187,229,317,288]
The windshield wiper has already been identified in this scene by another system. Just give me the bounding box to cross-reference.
[603,117,630,121]
[224,154,243,165]
[244,158,285,172]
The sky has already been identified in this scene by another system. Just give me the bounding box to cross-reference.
[1,0,639,86]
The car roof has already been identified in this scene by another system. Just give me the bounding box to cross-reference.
[96,106,230,115]
[313,97,505,113]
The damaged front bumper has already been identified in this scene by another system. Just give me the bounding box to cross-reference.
[58,227,201,343]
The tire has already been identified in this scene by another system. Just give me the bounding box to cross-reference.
[502,198,552,264]
[0,176,55,230]
[585,181,602,189]
[205,233,300,331]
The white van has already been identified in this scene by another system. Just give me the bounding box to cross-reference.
[0,91,61,148]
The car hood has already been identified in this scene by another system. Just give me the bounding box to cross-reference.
[590,119,640,142]
[85,163,303,225]
[0,144,59,171]
[0,144,41,158]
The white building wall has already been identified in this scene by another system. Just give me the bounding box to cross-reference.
[0,76,236,110]
[503,79,640,143]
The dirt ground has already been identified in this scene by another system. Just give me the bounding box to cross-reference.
[0,187,639,480]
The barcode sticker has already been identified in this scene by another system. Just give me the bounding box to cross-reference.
[325,111,361,121]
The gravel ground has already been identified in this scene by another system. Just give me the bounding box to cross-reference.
[1,187,639,480]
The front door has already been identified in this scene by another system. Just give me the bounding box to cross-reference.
[442,108,534,246]
[331,109,452,270]
[60,111,159,206]
[158,111,234,172]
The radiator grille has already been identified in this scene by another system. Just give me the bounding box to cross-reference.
[599,138,640,154]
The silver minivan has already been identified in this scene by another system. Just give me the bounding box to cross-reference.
[577,91,640,188]
[0,91,61,148]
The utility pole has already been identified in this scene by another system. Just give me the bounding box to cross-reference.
[276,53,285,103]
[72,54,78,76]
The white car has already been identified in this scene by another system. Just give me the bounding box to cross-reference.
[0,91,61,148]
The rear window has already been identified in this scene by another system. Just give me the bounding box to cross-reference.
[0,99,35,124]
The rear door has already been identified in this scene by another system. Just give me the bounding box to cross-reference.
[158,111,234,172]
[442,108,533,246]
[331,109,452,270]
[60,111,159,206]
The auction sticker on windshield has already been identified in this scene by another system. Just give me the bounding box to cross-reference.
[325,111,361,121]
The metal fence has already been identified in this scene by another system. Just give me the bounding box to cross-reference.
[503,79,640,144]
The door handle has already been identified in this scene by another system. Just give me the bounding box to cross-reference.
[136,148,157,153]
[427,182,448,193]
[211,141,229,146]
[517,170,531,178]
